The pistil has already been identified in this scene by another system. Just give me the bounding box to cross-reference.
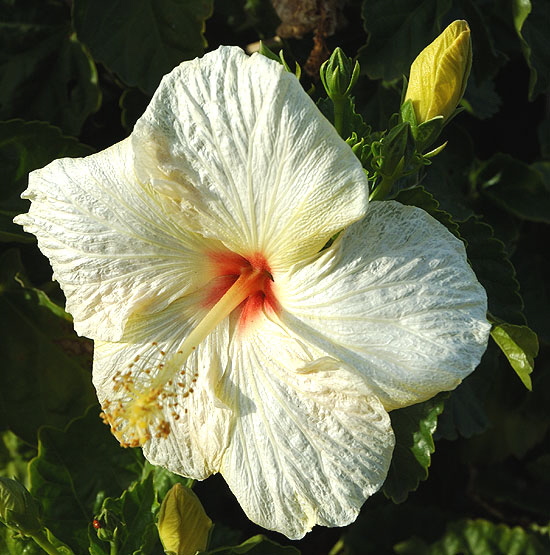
[176,267,266,364]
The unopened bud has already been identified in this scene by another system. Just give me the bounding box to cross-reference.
[320,48,360,100]
[404,20,472,124]
[157,484,212,555]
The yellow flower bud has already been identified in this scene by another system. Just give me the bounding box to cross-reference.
[405,20,472,123]
[157,484,212,555]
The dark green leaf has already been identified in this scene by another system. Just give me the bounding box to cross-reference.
[119,89,151,132]
[29,407,144,552]
[0,0,100,134]
[394,186,460,236]
[459,0,507,83]
[435,379,488,441]
[207,534,301,554]
[490,322,539,390]
[395,518,550,554]
[360,0,452,81]
[463,78,502,120]
[477,154,550,224]
[383,395,445,503]
[0,249,96,443]
[458,218,524,325]
[73,0,214,93]
[0,120,93,243]
[513,246,550,344]
[513,0,550,99]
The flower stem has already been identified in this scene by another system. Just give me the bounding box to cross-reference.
[369,158,405,201]
[333,97,345,137]
[29,531,66,555]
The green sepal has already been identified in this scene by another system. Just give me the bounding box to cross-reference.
[379,122,415,178]
[258,42,301,79]
[400,98,417,128]
[415,116,444,150]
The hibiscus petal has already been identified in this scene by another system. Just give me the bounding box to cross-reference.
[132,46,368,271]
[92,295,233,478]
[216,318,394,539]
[278,201,491,411]
[15,138,215,341]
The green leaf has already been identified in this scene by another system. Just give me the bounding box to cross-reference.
[459,0,507,83]
[141,462,194,500]
[0,431,37,487]
[207,534,301,554]
[0,525,44,555]
[29,406,144,552]
[458,218,524,325]
[463,78,502,120]
[395,518,550,554]
[382,395,445,503]
[435,378,488,441]
[0,0,100,134]
[92,474,161,555]
[0,120,93,243]
[360,0,452,81]
[490,322,539,390]
[476,153,550,224]
[513,0,550,99]
[73,0,214,93]
[394,186,460,237]
[0,249,96,443]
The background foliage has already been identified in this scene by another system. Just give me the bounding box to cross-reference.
[1,0,549,553]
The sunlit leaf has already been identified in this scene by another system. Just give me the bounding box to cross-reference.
[490,321,538,390]
[395,518,550,554]
[383,395,445,503]
[29,407,144,552]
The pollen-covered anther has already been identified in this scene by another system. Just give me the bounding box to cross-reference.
[101,346,196,448]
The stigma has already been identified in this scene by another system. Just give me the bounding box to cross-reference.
[204,251,280,330]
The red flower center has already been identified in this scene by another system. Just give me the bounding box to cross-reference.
[205,251,280,330]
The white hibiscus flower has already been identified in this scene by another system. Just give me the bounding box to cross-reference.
[15,46,490,539]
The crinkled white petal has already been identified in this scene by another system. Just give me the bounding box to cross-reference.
[132,46,368,272]
[277,201,491,411]
[217,317,394,539]
[93,292,232,479]
[15,138,216,342]
[95,299,394,539]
